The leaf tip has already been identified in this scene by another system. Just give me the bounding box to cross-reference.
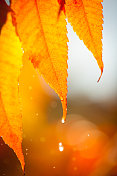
[61,96,67,123]
[97,65,104,83]
[61,118,65,124]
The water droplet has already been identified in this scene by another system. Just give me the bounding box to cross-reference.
[61,118,65,124]
[61,97,64,101]
[59,142,62,146]
[59,146,64,152]
[59,142,64,152]
[53,166,55,169]
[21,48,24,53]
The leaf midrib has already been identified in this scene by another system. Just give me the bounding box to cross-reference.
[34,0,63,98]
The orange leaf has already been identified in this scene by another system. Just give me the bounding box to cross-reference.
[65,0,104,81]
[0,12,24,170]
[11,0,68,121]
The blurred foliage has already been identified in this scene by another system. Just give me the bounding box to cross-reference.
[0,60,117,176]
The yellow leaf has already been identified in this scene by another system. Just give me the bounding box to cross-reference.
[11,0,68,121]
[65,0,104,81]
[0,12,24,170]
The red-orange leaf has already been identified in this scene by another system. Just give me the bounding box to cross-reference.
[0,0,10,33]
[11,0,68,121]
[65,0,104,81]
[0,12,24,170]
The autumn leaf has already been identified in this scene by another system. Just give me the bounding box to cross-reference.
[0,12,24,170]
[11,0,68,122]
[59,0,103,81]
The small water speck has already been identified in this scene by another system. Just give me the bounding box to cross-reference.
[59,142,64,152]
[59,142,62,146]
[21,48,24,53]
[61,119,65,124]
[61,97,64,101]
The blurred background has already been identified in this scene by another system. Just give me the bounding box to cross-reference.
[0,0,117,175]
